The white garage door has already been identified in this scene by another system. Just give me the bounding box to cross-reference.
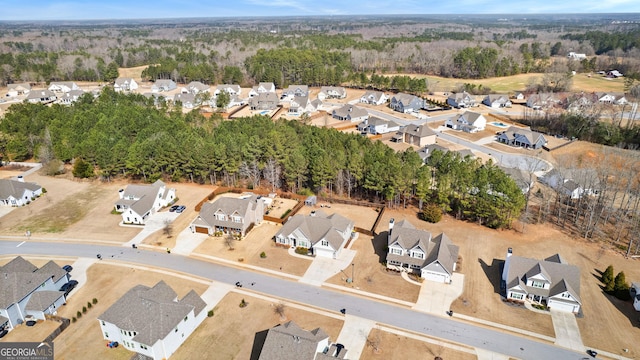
[548,300,577,313]
[423,271,446,283]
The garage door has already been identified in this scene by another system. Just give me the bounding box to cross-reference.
[423,271,446,283]
[548,300,577,313]
[194,226,209,234]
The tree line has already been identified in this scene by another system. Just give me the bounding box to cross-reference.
[0,90,524,229]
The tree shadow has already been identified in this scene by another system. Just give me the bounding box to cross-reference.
[371,231,389,263]
[249,328,270,360]
[600,292,640,329]
[478,258,504,295]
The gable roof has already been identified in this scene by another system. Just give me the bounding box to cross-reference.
[258,321,329,360]
[392,92,421,105]
[319,86,346,96]
[98,281,205,346]
[284,85,309,95]
[362,90,386,102]
[276,211,354,250]
[456,111,484,125]
[26,89,56,100]
[500,126,546,146]
[115,180,166,217]
[115,77,136,87]
[25,291,65,311]
[186,81,209,92]
[8,83,31,92]
[0,257,64,309]
[333,104,368,119]
[216,84,240,94]
[505,254,581,303]
[35,261,68,283]
[195,196,262,228]
[401,124,436,138]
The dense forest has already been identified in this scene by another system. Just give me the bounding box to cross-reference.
[0,15,639,86]
[0,89,525,229]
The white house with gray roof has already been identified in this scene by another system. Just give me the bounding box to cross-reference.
[151,79,177,93]
[0,177,42,206]
[114,180,176,225]
[386,219,459,283]
[502,248,581,313]
[256,321,348,360]
[483,94,512,108]
[190,195,264,236]
[0,256,69,331]
[317,86,346,100]
[275,210,354,259]
[249,82,276,97]
[390,93,425,113]
[7,83,31,97]
[631,283,640,312]
[114,77,138,92]
[357,116,400,135]
[332,104,368,122]
[497,126,547,150]
[445,111,487,133]
[214,84,241,97]
[360,90,388,105]
[282,85,309,101]
[447,91,476,108]
[181,81,210,95]
[98,281,207,360]
[48,81,80,93]
[26,89,57,104]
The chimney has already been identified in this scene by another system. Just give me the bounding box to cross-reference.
[17,175,24,182]
[388,218,395,239]
[502,247,513,283]
[118,189,124,199]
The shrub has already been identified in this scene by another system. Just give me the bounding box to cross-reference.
[614,271,631,300]
[76,311,82,318]
[419,203,442,223]
[260,251,267,258]
[239,299,247,308]
[87,302,92,309]
[207,310,214,317]
[602,265,615,293]
[71,317,76,323]
[82,306,87,314]
[280,209,292,219]
[295,247,308,255]
[42,187,47,193]
[92,298,98,304]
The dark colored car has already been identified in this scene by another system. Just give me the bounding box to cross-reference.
[587,349,598,357]
[169,205,180,212]
[175,205,186,213]
[60,280,79,294]
[25,320,37,327]
[62,265,73,272]
[0,329,8,338]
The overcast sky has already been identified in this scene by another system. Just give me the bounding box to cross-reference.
[1,0,639,21]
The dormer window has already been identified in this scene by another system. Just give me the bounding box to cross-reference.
[391,248,402,255]
[412,251,424,259]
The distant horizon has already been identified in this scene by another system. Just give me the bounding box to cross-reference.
[2,1,640,21]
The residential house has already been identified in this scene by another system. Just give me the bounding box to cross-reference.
[391,124,437,147]
[6,83,31,97]
[249,82,276,97]
[0,256,70,331]
[255,321,348,360]
[98,281,207,360]
[357,117,401,135]
[332,104,368,122]
[274,210,354,259]
[386,219,459,283]
[565,93,594,112]
[181,81,210,95]
[445,111,487,133]
[142,93,169,107]
[502,248,581,313]
[447,91,476,108]
[418,144,474,164]
[497,126,547,150]
[607,70,623,78]
[317,86,346,100]
[190,195,264,236]
[26,89,57,104]
[281,85,309,101]
[596,92,628,105]
[499,166,534,194]
[57,90,85,105]
[0,177,43,206]
[514,92,525,100]
[114,180,176,225]
[539,168,600,199]
[526,93,560,110]
[214,84,241,97]
[151,79,177,93]
[289,95,321,115]
[48,81,80,93]
[226,94,246,109]
[174,93,198,109]
[631,283,640,312]
[483,94,512,108]
[249,92,279,111]
[114,78,138,92]
[360,90,388,105]
[389,93,425,113]
[567,52,587,60]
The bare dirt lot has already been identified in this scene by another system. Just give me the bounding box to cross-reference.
[361,328,477,360]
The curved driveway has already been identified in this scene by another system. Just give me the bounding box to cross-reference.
[0,240,587,360]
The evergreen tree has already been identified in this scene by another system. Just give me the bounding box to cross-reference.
[614,271,631,300]
[601,265,614,287]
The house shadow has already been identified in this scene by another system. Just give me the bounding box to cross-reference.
[249,329,270,360]
[478,258,504,295]
[600,292,640,328]
[371,231,389,264]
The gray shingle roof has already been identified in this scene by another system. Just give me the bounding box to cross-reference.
[35,261,67,283]
[25,291,65,311]
[196,196,262,232]
[505,254,581,303]
[333,104,368,119]
[276,211,354,251]
[115,77,136,86]
[500,126,546,146]
[258,321,329,360]
[0,257,59,309]
[401,124,436,138]
[114,180,167,217]
[98,281,204,346]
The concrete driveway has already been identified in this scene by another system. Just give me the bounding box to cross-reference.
[335,315,376,359]
[299,249,356,286]
[550,309,584,351]
[412,273,464,315]
[122,211,181,247]
[66,257,97,299]
[172,227,208,255]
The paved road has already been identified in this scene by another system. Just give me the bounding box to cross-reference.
[0,240,589,360]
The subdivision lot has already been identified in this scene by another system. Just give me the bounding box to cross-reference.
[296,201,380,232]
[360,328,477,360]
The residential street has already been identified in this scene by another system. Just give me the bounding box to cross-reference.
[0,240,589,360]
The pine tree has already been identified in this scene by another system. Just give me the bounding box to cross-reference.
[601,265,614,287]
[614,271,631,300]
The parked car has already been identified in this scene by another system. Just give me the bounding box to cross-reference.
[169,205,180,212]
[62,265,73,272]
[175,205,186,213]
[587,349,598,357]
[107,341,119,348]
[60,280,79,294]
[25,320,37,326]
[0,329,8,338]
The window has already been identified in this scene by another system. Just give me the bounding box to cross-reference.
[391,248,402,255]
[184,316,188,322]
[140,344,147,350]
[175,327,178,333]
[531,281,545,289]
[104,332,109,338]
[511,293,524,300]
[562,293,570,298]
[101,321,105,326]
[321,240,329,247]
[412,252,424,259]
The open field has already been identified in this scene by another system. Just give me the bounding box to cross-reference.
[385,72,626,94]
[361,328,477,360]
[118,65,150,82]
[373,207,640,357]
[325,234,421,303]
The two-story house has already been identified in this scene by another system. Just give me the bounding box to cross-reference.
[249,92,279,110]
[48,81,80,93]
[389,93,425,113]
[360,90,388,105]
[0,177,43,207]
[357,117,401,135]
[7,83,31,97]
[391,124,437,147]
[214,84,242,97]
[248,82,276,97]
[151,79,177,93]
[98,281,207,360]
[289,95,321,115]
[57,90,85,105]
[447,92,476,108]
[0,256,70,331]
[281,85,309,101]
[114,78,138,92]
[114,180,176,225]
[180,81,210,95]
[274,210,354,259]
[26,89,57,104]
[445,111,487,133]
[482,94,512,108]
[497,126,547,150]
[190,195,264,236]
[386,219,459,283]
[317,86,346,100]
[332,104,369,122]
[255,321,348,360]
[502,248,582,313]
